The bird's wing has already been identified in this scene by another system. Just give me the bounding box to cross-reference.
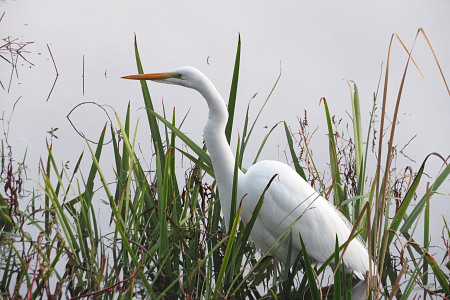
[240,160,371,273]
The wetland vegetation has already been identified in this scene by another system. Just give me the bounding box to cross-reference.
[1,30,449,299]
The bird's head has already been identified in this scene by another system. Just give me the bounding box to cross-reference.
[122,66,205,90]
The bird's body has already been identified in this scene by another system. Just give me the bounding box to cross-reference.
[124,66,374,277]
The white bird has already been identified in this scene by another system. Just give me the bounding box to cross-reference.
[123,66,374,277]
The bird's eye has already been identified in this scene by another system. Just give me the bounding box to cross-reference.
[178,73,182,78]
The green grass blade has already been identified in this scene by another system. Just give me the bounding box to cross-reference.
[132,35,165,166]
[41,148,80,260]
[284,122,306,180]
[389,153,447,246]
[425,253,449,295]
[84,124,107,202]
[0,193,14,232]
[149,109,213,169]
[238,101,251,167]
[401,157,449,235]
[156,149,172,277]
[251,122,280,165]
[333,236,341,300]
[230,173,278,288]
[114,112,158,228]
[299,233,320,299]
[228,136,241,232]
[423,186,430,291]
[348,83,364,189]
[242,71,281,161]
[348,83,367,222]
[176,148,214,177]
[213,205,241,300]
[83,134,156,297]
[321,98,344,210]
[225,33,241,144]
[0,247,13,291]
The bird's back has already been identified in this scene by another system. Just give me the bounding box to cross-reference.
[238,160,372,275]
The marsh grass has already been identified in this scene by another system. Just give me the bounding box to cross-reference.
[1,30,449,299]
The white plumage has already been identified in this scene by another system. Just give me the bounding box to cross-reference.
[124,66,374,277]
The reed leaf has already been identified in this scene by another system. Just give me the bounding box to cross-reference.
[284,121,306,180]
[133,35,165,167]
[225,33,241,144]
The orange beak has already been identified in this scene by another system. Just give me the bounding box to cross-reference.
[122,72,174,80]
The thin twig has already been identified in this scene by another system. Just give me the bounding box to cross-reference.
[66,101,114,144]
[69,266,143,300]
[46,75,59,102]
[47,44,58,75]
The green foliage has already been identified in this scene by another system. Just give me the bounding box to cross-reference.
[0,30,448,299]
[225,33,241,144]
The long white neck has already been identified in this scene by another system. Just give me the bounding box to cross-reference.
[196,76,240,228]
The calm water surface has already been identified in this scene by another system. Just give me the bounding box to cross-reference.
[1,0,449,288]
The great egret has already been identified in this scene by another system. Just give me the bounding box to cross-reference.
[123,66,374,277]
